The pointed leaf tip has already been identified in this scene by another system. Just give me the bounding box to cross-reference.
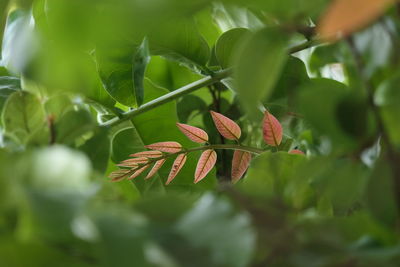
[146,159,166,179]
[210,111,241,140]
[289,149,305,155]
[145,141,182,153]
[176,123,209,143]
[194,149,217,183]
[166,154,187,185]
[231,150,252,183]
[263,111,283,147]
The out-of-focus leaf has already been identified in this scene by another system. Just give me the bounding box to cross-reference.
[375,74,400,147]
[235,27,289,119]
[366,160,399,228]
[2,91,46,144]
[176,193,255,267]
[215,28,250,69]
[297,78,356,152]
[15,146,94,242]
[212,2,264,31]
[317,0,394,41]
[1,9,36,74]
[239,151,312,209]
[54,109,95,145]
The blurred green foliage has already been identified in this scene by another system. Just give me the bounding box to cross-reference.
[1,0,400,266]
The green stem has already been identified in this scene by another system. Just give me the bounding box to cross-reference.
[100,69,232,128]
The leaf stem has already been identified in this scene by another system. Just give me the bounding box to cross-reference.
[100,69,232,128]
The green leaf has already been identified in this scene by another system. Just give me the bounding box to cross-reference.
[133,38,151,107]
[96,43,139,107]
[149,19,210,73]
[297,78,356,152]
[79,128,110,174]
[238,151,311,208]
[177,95,207,123]
[215,28,250,69]
[54,109,95,145]
[2,91,46,144]
[375,74,400,147]
[366,160,399,228]
[176,193,255,267]
[234,27,289,119]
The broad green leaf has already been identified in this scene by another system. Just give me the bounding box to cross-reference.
[239,151,311,209]
[297,78,356,152]
[215,28,250,69]
[131,79,216,191]
[96,41,142,108]
[149,20,210,73]
[268,56,309,102]
[79,128,110,174]
[177,95,207,123]
[234,27,289,119]
[366,160,399,228]
[133,38,151,107]
[2,91,46,144]
[54,109,95,145]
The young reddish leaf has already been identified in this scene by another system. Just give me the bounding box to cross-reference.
[130,151,163,158]
[210,111,241,140]
[318,0,394,41]
[117,157,148,167]
[289,149,305,155]
[194,149,217,184]
[166,153,187,185]
[231,150,252,183]
[176,123,209,143]
[145,141,182,153]
[127,165,150,180]
[109,169,131,182]
[263,111,283,147]
[145,158,166,179]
